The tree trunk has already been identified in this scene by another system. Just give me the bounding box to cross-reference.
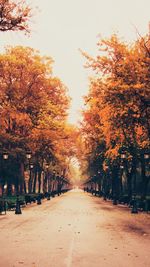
[112,165,120,200]
[141,157,149,199]
[124,160,133,202]
[127,172,132,201]
[43,174,47,194]
[7,183,12,196]
[28,170,33,193]
[33,170,37,193]
[24,180,27,194]
[19,162,25,194]
[38,171,42,194]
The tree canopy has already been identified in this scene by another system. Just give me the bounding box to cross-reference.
[0,0,32,33]
[78,33,150,199]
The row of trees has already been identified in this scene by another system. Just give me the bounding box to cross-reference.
[79,33,150,201]
[0,45,76,195]
[0,1,78,195]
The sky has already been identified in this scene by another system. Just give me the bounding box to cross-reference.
[0,0,150,124]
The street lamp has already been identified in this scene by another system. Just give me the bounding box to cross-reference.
[3,152,9,160]
[28,163,34,194]
[104,166,108,200]
[121,153,126,159]
[144,153,149,160]
[2,153,8,196]
[30,163,34,169]
[15,151,32,214]
[130,154,138,214]
[3,184,7,196]
[45,164,51,200]
[26,151,32,160]
[4,184,7,190]
[11,152,22,214]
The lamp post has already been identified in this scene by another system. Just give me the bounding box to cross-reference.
[142,152,149,204]
[15,193,22,214]
[131,155,138,214]
[120,164,124,197]
[1,151,21,214]
[2,153,9,195]
[26,151,32,194]
[97,170,101,197]
[28,163,33,193]
[15,151,32,214]
[120,153,126,201]
[104,166,108,200]
[113,155,124,206]
[13,152,22,214]
[45,163,50,200]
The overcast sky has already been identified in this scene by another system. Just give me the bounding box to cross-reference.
[0,0,150,124]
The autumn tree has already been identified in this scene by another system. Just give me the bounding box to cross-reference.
[81,33,150,200]
[0,46,71,194]
[0,0,32,33]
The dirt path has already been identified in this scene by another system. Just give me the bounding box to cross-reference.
[0,189,149,267]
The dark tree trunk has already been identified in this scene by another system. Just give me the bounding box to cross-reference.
[38,171,42,194]
[141,158,149,199]
[112,165,120,200]
[127,172,132,201]
[19,162,25,194]
[24,180,27,194]
[33,170,37,193]
[7,183,12,196]
[142,177,150,199]
[43,174,47,194]
[124,159,133,202]
[1,184,4,196]
[119,169,123,196]
[14,180,19,194]
[28,169,33,193]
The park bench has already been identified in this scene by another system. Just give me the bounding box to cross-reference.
[36,194,42,205]
[118,195,130,205]
[25,194,36,204]
[51,190,56,197]
[145,199,150,212]
[128,198,150,213]
[38,193,45,199]
[0,199,7,214]
[6,196,25,210]
[137,199,150,212]
[44,192,50,198]
[6,199,16,210]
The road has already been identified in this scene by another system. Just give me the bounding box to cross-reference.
[0,189,150,267]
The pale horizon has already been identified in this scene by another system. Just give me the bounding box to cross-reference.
[0,0,149,124]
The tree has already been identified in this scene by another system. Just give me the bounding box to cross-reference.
[81,33,150,200]
[0,0,32,33]
[0,46,71,194]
